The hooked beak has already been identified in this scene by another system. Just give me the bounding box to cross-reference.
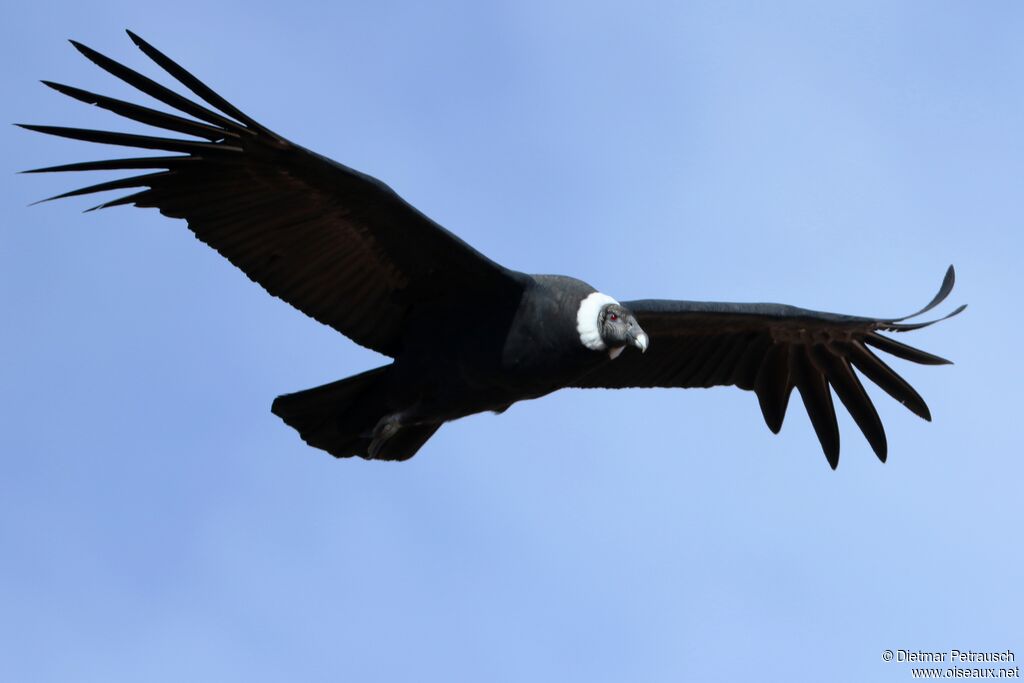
[629,328,649,353]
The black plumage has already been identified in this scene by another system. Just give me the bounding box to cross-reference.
[22,32,965,467]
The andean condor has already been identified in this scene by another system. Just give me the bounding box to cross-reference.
[21,32,965,468]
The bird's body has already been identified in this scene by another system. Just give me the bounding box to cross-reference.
[275,274,623,459]
[23,32,964,467]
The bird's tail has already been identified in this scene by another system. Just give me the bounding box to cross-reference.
[271,366,440,461]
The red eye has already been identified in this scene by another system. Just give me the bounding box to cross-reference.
[609,313,618,321]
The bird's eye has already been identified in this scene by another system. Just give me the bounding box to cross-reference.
[609,313,618,322]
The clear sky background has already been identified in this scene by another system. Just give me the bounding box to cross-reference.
[2,2,1021,681]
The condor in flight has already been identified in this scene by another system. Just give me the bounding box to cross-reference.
[22,32,965,468]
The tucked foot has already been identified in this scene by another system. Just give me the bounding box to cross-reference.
[368,414,404,459]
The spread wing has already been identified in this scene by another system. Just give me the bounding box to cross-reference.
[571,267,965,467]
[20,31,523,357]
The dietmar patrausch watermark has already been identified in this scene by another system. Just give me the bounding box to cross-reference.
[881,649,1018,679]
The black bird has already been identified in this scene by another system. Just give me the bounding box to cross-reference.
[21,32,965,467]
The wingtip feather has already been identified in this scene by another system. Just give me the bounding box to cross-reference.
[889,264,959,323]
[68,39,93,58]
[123,31,272,136]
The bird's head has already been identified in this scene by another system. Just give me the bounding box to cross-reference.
[599,303,649,354]
[576,291,649,358]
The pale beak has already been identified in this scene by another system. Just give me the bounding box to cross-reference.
[630,330,649,353]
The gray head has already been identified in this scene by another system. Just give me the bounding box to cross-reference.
[599,303,649,354]
[576,291,649,357]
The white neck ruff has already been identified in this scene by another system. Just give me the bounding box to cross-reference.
[576,291,619,351]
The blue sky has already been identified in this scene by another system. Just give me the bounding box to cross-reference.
[2,2,1021,681]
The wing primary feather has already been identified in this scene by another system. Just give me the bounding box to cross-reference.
[814,345,887,462]
[31,171,170,204]
[793,346,840,468]
[891,265,956,322]
[21,155,196,174]
[15,124,242,154]
[39,81,236,141]
[842,340,932,421]
[863,333,953,365]
[67,40,250,134]
[125,30,276,138]
[881,304,967,332]
[754,343,794,434]
[84,190,151,211]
